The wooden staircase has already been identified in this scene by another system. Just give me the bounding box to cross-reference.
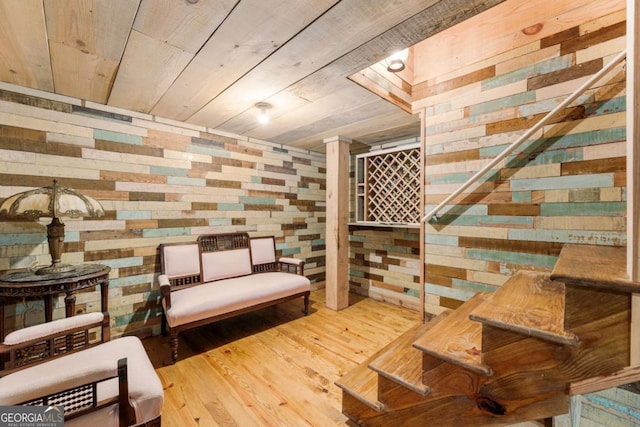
[336,244,640,426]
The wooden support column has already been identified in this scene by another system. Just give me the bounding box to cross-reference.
[324,135,351,311]
[627,0,640,365]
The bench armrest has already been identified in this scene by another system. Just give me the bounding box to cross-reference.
[159,274,172,309]
[0,312,110,375]
[278,257,306,275]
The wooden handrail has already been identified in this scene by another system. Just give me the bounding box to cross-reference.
[422,50,628,224]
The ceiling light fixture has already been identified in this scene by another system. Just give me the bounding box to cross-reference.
[255,102,272,124]
[385,48,409,73]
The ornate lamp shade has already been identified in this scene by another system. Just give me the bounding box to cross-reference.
[0,179,105,275]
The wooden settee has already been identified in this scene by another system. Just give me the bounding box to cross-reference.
[0,312,163,426]
[158,232,311,363]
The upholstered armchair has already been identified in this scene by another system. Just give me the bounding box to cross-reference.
[0,312,163,426]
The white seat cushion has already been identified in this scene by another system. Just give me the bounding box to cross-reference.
[164,272,310,327]
[0,336,163,425]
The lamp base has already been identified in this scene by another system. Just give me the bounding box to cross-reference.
[36,263,75,275]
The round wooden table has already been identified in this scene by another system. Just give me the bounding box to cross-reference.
[0,264,110,341]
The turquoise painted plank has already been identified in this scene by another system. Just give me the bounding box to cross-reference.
[239,196,276,205]
[167,176,206,186]
[94,129,142,145]
[481,143,584,165]
[584,393,640,423]
[116,210,151,220]
[426,172,473,185]
[452,278,498,294]
[482,55,574,90]
[64,231,80,242]
[311,238,325,246]
[281,247,301,256]
[510,174,613,191]
[405,288,420,298]
[349,235,366,242]
[468,91,536,117]
[150,165,189,177]
[100,256,143,269]
[512,191,532,202]
[518,93,594,117]
[509,229,626,246]
[424,282,474,301]
[585,96,626,116]
[466,248,557,269]
[478,215,534,226]
[0,233,45,245]
[142,227,190,238]
[349,269,365,278]
[540,201,626,216]
[518,128,626,153]
[425,234,459,246]
[217,203,244,211]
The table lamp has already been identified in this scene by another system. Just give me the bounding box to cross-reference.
[0,179,105,275]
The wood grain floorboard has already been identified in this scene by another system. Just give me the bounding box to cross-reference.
[141,290,420,426]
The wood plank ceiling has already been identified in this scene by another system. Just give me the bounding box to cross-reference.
[0,0,504,152]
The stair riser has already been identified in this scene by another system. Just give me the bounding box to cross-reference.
[564,285,630,330]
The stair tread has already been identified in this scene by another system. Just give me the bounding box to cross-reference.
[551,244,639,293]
[335,321,437,411]
[369,311,451,395]
[335,359,383,412]
[413,293,492,376]
[469,271,578,346]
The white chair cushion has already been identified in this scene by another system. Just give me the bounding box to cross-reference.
[0,336,163,425]
[164,272,310,327]
[201,248,252,282]
[162,243,200,278]
[250,237,276,265]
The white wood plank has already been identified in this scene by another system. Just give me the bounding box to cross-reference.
[0,0,52,91]
[151,0,337,121]
[44,0,139,102]
[187,0,440,127]
[107,30,194,112]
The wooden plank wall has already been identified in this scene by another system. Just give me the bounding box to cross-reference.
[0,84,326,338]
[412,0,627,316]
[348,225,421,311]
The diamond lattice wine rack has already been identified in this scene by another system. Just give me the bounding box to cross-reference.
[355,144,421,226]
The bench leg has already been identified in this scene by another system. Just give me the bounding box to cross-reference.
[170,332,179,364]
[161,313,168,336]
[303,294,309,315]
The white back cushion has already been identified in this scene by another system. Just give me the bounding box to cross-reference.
[250,237,276,265]
[202,248,252,282]
[162,243,200,278]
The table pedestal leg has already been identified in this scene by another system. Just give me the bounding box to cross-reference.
[65,292,76,318]
[44,295,54,322]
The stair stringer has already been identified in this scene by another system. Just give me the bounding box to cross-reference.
[340,270,632,427]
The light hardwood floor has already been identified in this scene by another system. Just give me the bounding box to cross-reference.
[141,290,420,427]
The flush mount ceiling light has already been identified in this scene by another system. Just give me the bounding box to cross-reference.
[255,102,272,124]
[385,48,409,73]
